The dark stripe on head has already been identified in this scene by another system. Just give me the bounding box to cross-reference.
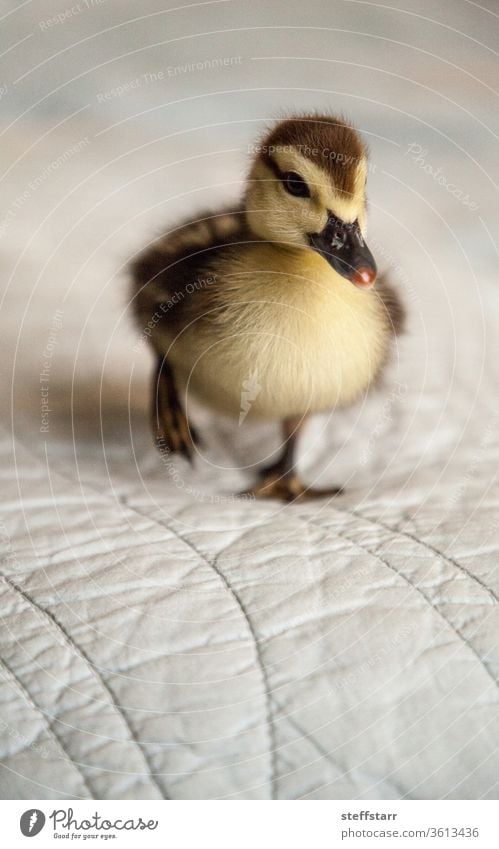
[257,115,366,197]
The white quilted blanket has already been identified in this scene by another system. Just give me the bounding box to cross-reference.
[1,0,497,800]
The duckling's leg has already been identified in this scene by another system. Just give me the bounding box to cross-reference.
[151,354,199,463]
[248,416,343,503]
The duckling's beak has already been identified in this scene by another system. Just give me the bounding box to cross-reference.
[309,215,377,289]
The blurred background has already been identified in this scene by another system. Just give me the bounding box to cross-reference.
[0,0,497,501]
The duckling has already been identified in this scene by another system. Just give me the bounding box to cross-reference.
[130,114,404,501]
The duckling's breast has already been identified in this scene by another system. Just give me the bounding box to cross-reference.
[163,244,392,420]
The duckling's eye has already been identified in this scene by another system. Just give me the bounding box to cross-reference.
[282,171,310,198]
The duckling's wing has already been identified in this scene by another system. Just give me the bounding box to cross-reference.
[131,206,247,458]
[129,204,246,336]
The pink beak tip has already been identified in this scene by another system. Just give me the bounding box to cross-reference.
[352,267,377,288]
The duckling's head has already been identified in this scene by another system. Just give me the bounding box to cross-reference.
[245,115,377,288]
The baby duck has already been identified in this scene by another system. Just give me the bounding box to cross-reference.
[131,114,404,501]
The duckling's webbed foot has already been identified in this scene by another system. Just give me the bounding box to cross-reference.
[249,470,343,503]
[151,355,199,463]
[245,415,344,503]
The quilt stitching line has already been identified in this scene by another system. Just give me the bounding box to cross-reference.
[111,494,278,797]
[0,656,93,798]
[165,519,277,801]
[2,430,275,798]
[333,505,498,604]
[0,573,167,800]
[209,546,277,799]
[6,423,496,605]
[301,516,498,691]
[9,428,497,798]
